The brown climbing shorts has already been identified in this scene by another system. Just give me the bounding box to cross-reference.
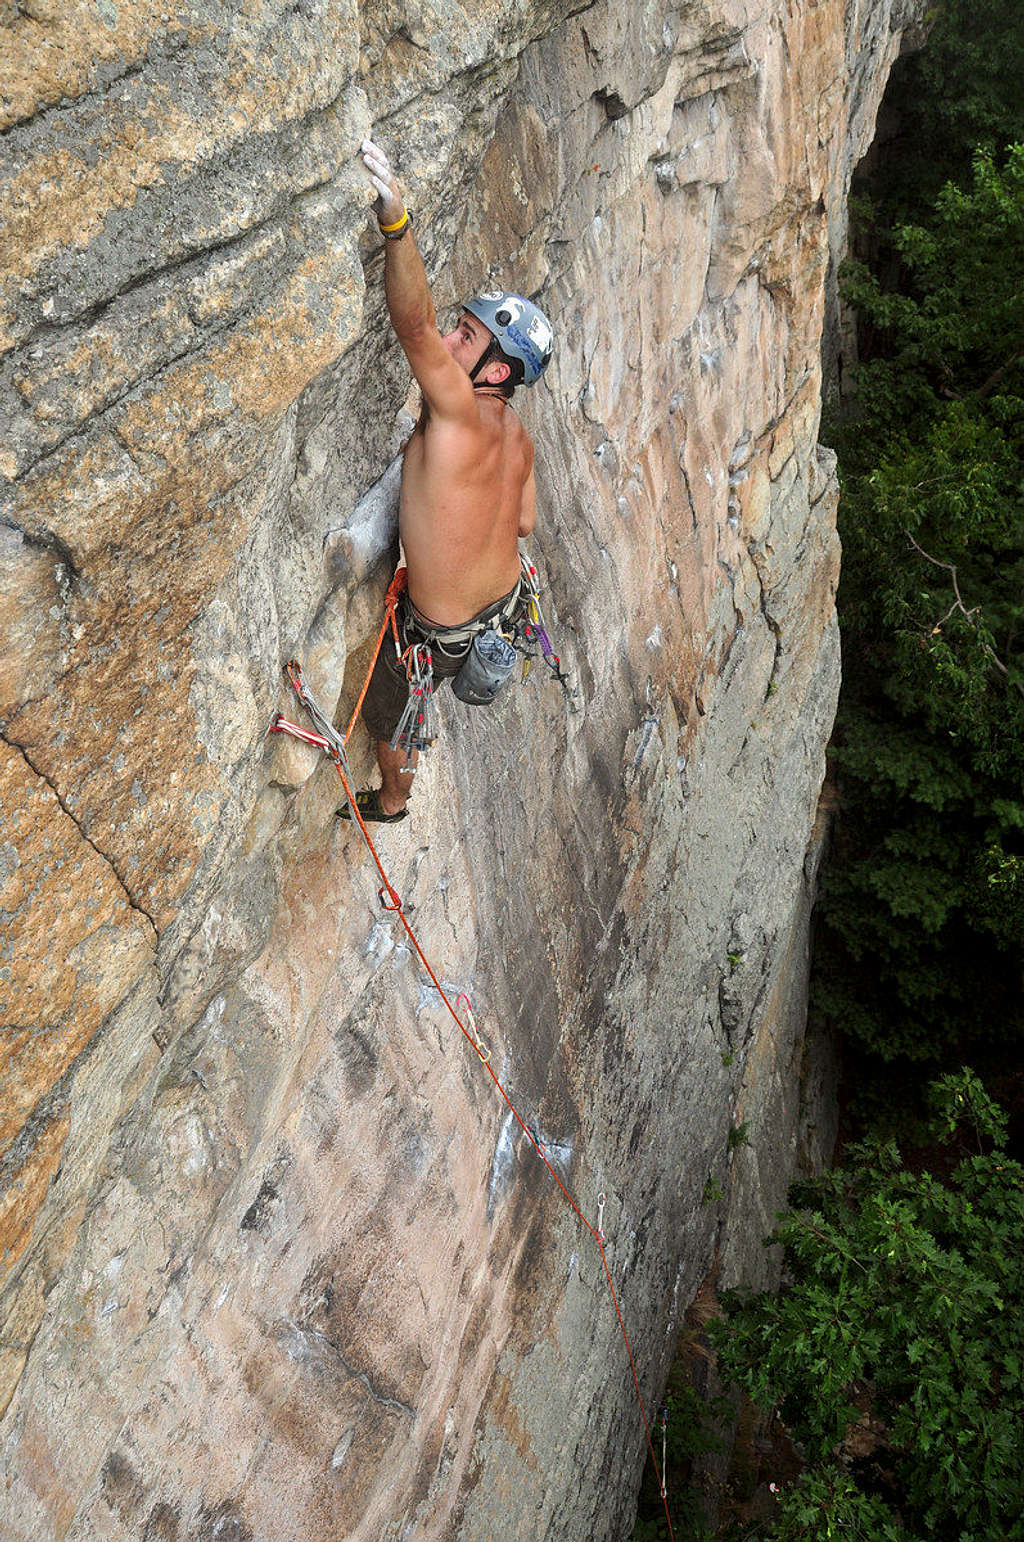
[360,579,524,743]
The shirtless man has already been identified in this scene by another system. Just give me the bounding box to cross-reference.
[340,139,555,823]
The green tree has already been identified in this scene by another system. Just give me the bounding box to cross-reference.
[815,144,1024,1065]
[862,0,1024,225]
[711,1072,1024,1542]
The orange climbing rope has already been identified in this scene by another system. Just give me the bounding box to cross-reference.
[344,565,407,742]
[269,601,675,1540]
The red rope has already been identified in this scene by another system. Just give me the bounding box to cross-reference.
[344,567,407,744]
[278,632,675,1540]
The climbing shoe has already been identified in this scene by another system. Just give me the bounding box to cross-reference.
[336,788,409,824]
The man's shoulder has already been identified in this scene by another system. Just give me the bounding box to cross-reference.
[420,399,504,449]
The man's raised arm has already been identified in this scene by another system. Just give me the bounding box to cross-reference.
[360,140,475,423]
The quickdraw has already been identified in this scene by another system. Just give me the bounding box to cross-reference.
[391,641,437,756]
[516,553,576,700]
[456,991,490,1063]
[279,661,352,760]
[660,1405,669,1500]
[269,660,401,908]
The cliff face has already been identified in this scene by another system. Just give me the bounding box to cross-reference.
[1,2,916,1537]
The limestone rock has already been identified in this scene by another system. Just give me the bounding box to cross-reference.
[0,0,921,1537]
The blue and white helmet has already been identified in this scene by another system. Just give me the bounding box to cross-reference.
[464,290,554,386]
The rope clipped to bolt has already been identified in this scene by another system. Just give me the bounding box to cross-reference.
[269,624,674,1540]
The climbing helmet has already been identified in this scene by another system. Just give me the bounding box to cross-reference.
[463,291,554,386]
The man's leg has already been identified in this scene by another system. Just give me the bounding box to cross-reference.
[376,738,418,815]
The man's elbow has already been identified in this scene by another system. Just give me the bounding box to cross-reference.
[393,308,436,347]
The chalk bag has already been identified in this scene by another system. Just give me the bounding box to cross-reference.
[451,628,518,706]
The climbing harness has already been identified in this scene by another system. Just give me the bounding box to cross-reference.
[405,579,525,655]
[374,556,574,759]
[382,568,551,749]
[268,576,672,1539]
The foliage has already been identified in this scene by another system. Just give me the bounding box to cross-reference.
[861,0,1024,224]
[703,1174,725,1207]
[815,142,1024,1064]
[710,1072,1024,1542]
[631,1519,672,1542]
[726,1468,924,1542]
[662,1385,731,1466]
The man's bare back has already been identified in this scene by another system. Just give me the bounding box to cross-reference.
[400,390,534,624]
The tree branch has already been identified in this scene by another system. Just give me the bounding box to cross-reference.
[905,531,1024,698]
[973,349,1023,401]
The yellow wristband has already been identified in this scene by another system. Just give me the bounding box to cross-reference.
[378,208,409,233]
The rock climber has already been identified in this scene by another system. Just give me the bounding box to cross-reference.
[338,138,555,824]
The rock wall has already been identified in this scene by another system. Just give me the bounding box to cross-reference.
[0,2,916,1537]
